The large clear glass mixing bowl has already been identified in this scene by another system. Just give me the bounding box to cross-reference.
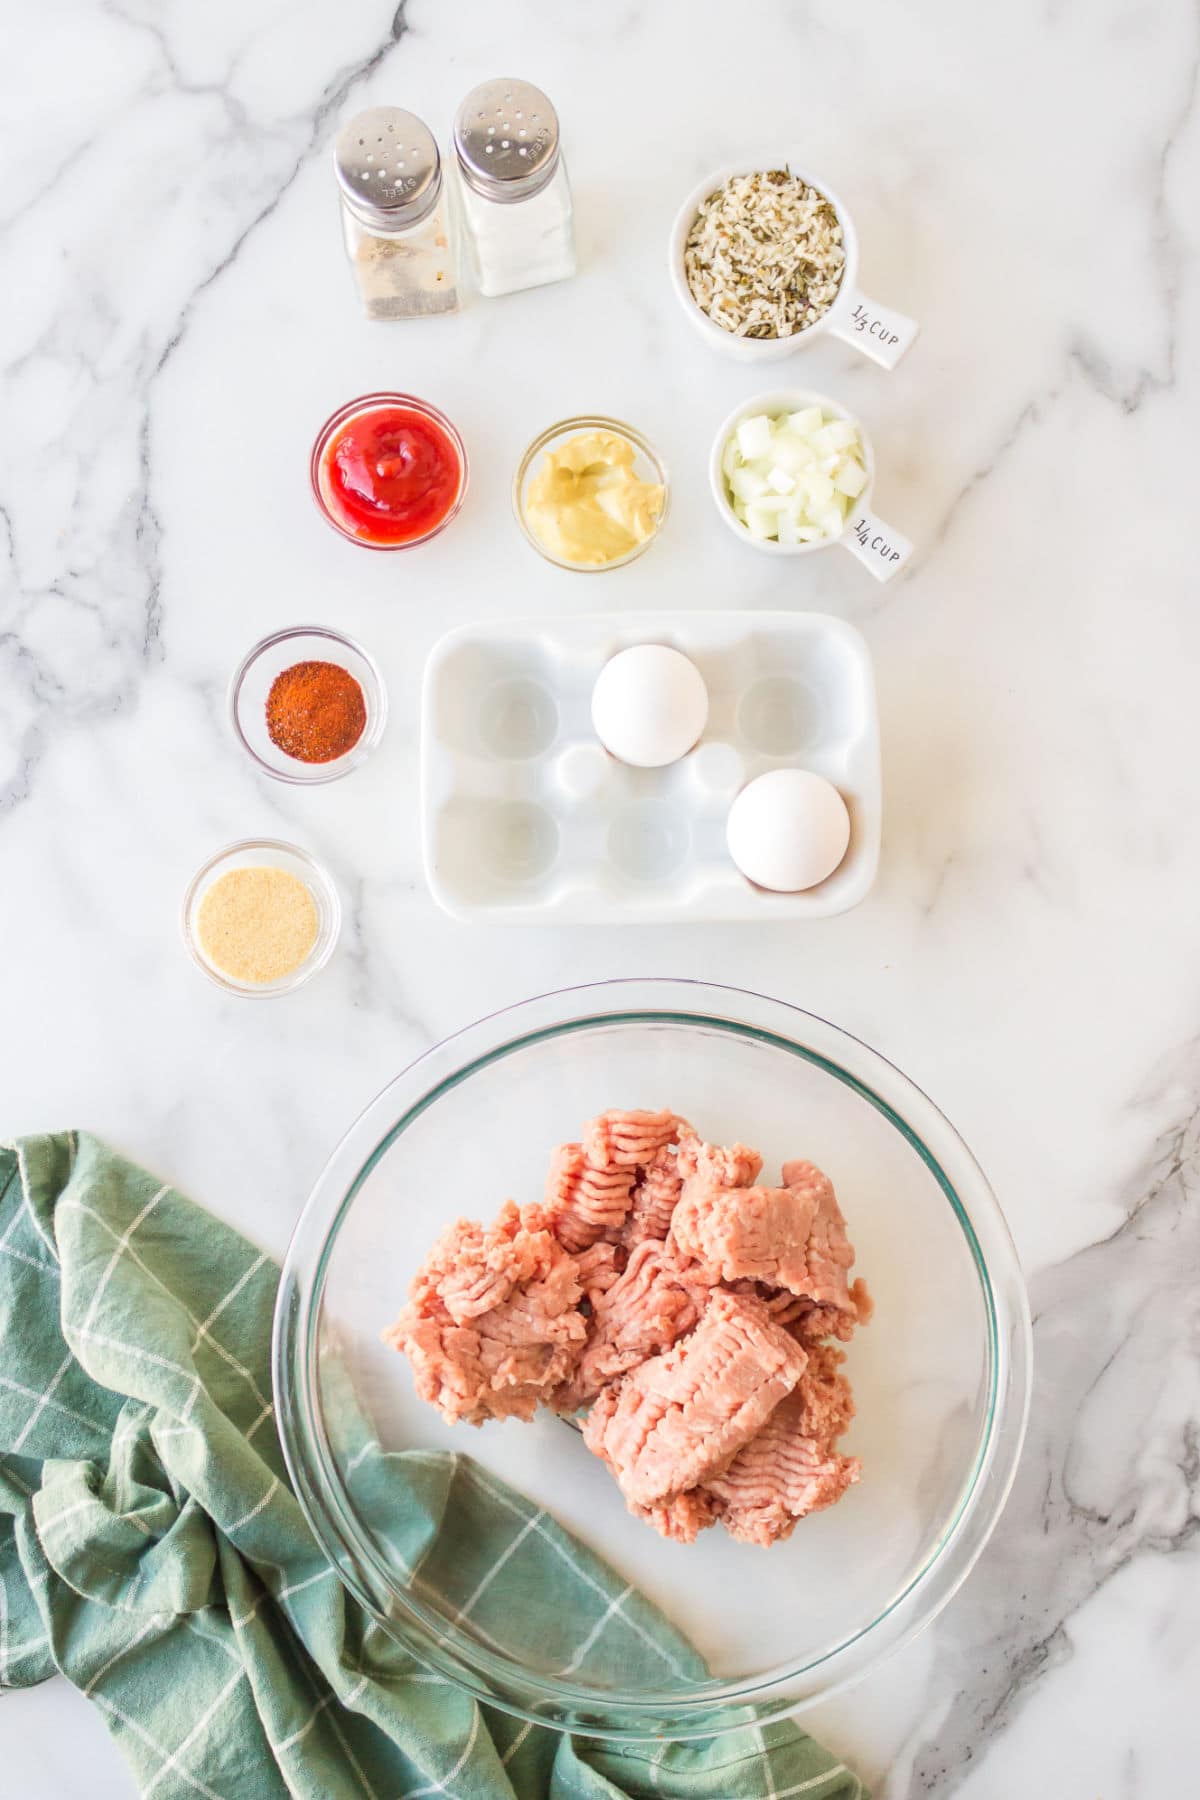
[273,979,1031,1739]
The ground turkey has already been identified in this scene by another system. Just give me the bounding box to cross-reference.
[618,1143,689,1248]
[582,1290,808,1509]
[671,1156,856,1312]
[383,1201,587,1425]
[552,1238,711,1413]
[705,1343,860,1546]
[386,1109,871,1549]
[626,1343,861,1546]
[544,1111,694,1252]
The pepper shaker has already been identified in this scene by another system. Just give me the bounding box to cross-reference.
[451,79,576,298]
[335,108,459,320]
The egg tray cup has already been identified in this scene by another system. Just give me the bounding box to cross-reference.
[421,612,881,923]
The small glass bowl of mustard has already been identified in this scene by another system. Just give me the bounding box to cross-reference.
[513,416,670,573]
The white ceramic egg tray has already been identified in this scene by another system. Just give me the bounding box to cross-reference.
[421,611,880,923]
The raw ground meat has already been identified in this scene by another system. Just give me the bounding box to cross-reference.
[572,1241,625,1308]
[677,1136,763,1191]
[416,1202,556,1324]
[383,1202,587,1426]
[583,1108,690,1170]
[619,1144,687,1247]
[543,1143,636,1252]
[582,1290,808,1508]
[794,1339,858,1441]
[626,1345,860,1546]
[732,1276,873,1343]
[543,1111,694,1252]
[707,1389,860,1546]
[706,1342,860,1546]
[671,1157,855,1311]
[386,1108,870,1549]
[633,1487,719,1545]
[786,1278,874,1343]
[554,1238,710,1412]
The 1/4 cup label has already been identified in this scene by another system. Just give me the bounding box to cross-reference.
[845,509,913,583]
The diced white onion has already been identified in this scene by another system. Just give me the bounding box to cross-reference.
[736,415,773,461]
[833,458,868,498]
[721,406,866,546]
[729,466,768,504]
[801,470,835,507]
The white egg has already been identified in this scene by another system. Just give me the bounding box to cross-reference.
[591,644,709,769]
[726,769,851,892]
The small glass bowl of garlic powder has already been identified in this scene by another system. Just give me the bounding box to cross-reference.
[182,839,341,997]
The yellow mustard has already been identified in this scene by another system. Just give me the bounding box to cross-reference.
[524,431,664,567]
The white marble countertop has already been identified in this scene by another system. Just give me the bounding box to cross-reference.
[4,1,1199,1793]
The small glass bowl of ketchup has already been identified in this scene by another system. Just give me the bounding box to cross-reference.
[311,393,468,550]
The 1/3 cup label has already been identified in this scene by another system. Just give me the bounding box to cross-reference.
[850,303,901,351]
[838,296,919,369]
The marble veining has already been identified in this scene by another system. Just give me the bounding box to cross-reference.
[904,1063,1200,1794]
[3,0,1200,1794]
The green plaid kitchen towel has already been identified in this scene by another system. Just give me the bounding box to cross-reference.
[0,1133,862,1800]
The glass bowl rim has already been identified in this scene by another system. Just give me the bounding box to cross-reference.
[181,836,342,997]
[227,624,388,786]
[310,391,469,552]
[511,415,670,573]
[272,977,1032,1736]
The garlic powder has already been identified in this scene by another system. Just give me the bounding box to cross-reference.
[196,866,318,986]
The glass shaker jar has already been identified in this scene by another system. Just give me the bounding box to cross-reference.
[451,79,576,298]
[334,108,458,320]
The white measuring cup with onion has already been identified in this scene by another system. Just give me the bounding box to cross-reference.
[669,161,918,370]
[709,390,913,584]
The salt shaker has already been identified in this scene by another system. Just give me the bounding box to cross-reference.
[451,79,576,298]
[334,107,458,320]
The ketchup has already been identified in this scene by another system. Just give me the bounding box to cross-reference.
[315,397,464,547]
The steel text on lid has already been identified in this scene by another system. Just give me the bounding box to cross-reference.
[335,108,442,229]
[453,78,560,204]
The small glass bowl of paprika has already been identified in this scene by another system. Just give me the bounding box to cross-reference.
[229,625,387,785]
[311,392,468,549]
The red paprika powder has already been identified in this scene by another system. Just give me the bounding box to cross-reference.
[265,660,367,764]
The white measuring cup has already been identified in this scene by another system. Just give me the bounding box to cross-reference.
[709,389,913,584]
[670,161,918,370]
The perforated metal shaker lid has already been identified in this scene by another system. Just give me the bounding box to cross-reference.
[335,108,443,229]
[453,79,561,204]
